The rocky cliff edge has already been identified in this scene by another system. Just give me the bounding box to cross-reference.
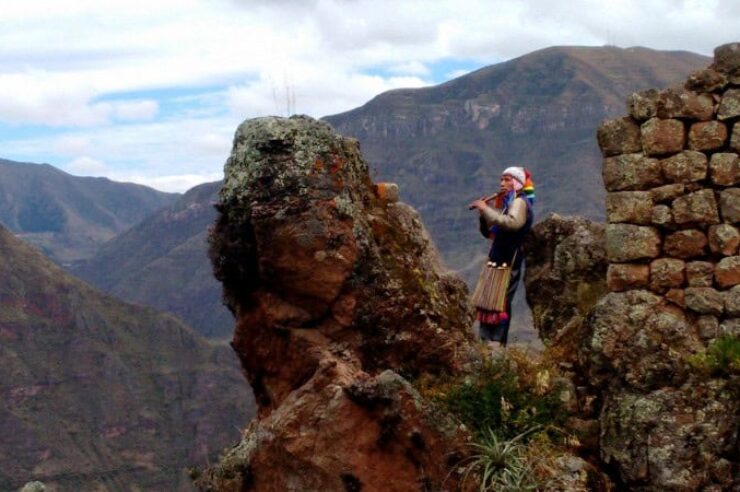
[198,116,479,490]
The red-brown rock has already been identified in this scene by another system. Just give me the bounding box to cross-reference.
[665,288,686,307]
[201,116,478,491]
[373,182,400,202]
[641,118,686,156]
[719,188,740,223]
[597,117,642,157]
[671,189,720,225]
[717,88,740,120]
[709,153,740,187]
[715,256,740,288]
[708,224,740,256]
[651,183,685,202]
[664,229,707,258]
[685,287,725,315]
[606,191,653,224]
[606,224,661,262]
[688,121,727,151]
[686,261,714,287]
[603,154,662,191]
[697,315,720,339]
[627,89,660,121]
[607,264,649,291]
[649,258,685,292]
[661,150,707,183]
[651,205,674,228]
[657,89,714,120]
[725,286,740,316]
[684,69,728,93]
[712,43,740,77]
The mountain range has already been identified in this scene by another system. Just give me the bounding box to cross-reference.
[62,45,710,344]
[0,224,254,491]
[324,45,709,280]
[72,181,233,339]
[0,44,718,489]
[0,159,179,265]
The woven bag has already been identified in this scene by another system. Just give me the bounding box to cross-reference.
[471,261,512,312]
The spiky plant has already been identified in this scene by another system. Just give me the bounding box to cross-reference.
[461,426,541,491]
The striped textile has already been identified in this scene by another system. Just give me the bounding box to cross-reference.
[471,262,512,312]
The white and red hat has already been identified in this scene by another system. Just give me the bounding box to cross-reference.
[502,166,526,185]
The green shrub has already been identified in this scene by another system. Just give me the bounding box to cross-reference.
[418,349,581,491]
[689,335,740,377]
[432,356,567,440]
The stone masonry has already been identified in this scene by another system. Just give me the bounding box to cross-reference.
[599,43,740,332]
[593,43,740,490]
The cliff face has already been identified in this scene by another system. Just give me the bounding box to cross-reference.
[0,224,254,491]
[200,116,478,490]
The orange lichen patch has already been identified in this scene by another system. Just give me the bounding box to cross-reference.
[373,182,400,202]
[313,158,325,172]
[329,154,345,174]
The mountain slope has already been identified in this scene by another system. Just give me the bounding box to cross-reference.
[72,181,232,339]
[0,224,254,491]
[71,46,709,344]
[0,159,179,264]
[324,46,710,279]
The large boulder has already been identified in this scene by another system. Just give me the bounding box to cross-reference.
[199,116,478,490]
[581,291,703,391]
[600,382,737,490]
[523,214,608,358]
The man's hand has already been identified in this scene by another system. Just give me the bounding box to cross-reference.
[468,196,489,211]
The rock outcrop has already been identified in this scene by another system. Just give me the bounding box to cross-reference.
[523,214,608,358]
[199,116,478,490]
[582,43,740,491]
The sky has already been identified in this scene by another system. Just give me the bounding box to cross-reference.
[1,0,739,193]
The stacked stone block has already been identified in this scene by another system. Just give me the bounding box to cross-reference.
[599,43,740,340]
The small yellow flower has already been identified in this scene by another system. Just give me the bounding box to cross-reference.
[534,369,551,395]
[500,396,512,421]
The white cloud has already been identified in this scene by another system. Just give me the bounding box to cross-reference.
[113,172,224,193]
[387,61,431,76]
[446,69,474,80]
[52,135,92,155]
[66,156,110,176]
[3,113,239,192]
[113,100,159,121]
[226,67,429,119]
[194,132,233,153]
[0,0,737,191]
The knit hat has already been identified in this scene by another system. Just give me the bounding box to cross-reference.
[502,166,526,185]
[502,166,536,204]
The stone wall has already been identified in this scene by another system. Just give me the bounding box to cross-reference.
[588,43,740,490]
[599,43,740,338]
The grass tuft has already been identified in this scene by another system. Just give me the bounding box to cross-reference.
[689,335,740,377]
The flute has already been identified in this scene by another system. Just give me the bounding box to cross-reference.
[468,191,505,210]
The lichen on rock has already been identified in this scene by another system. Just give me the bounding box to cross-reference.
[201,115,478,491]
